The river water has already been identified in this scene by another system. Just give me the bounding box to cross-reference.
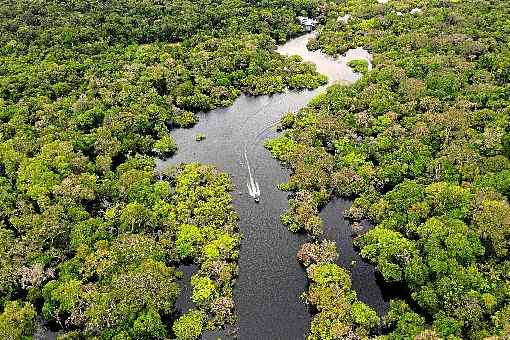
[159,33,386,339]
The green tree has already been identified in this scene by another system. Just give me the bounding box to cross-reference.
[172,310,205,340]
[0,301,36,340]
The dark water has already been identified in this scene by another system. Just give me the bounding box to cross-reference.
[175,264,198,315]
[158,33,381,339]
[33,319,60,340]
[320,199,390,315]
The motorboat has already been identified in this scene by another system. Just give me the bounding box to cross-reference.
[245,152,261,203]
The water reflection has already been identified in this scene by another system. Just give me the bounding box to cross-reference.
[276,33,372,83]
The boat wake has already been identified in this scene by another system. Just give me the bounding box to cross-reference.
[244,151,260,202]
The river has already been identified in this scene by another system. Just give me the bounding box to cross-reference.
[158,33,387,339]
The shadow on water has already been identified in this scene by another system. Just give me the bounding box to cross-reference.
[158,32,379,339]
[175,264,198,315]
[320,198,405,316]
[33,318,60,340]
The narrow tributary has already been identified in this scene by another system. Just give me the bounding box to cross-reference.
[159,33,387,339]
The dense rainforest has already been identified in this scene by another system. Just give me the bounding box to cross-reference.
[0,0,328,338]
[1,0,510,339]
[267,0,510,339]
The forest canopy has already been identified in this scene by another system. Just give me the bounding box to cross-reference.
[2,0,510,339]
[0,0,328,338]
[269,0,510,339]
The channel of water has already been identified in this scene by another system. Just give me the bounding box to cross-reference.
[159,33,388,339]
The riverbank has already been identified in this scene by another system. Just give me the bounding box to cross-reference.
[159,32,380,339]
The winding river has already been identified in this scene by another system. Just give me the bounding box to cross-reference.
[159,33,388,339]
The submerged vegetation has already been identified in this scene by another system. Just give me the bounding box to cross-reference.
[269,0,510,339]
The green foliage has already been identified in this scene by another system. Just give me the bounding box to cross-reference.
[118,202,156,233]
[356,227,418,282]
[42,259,180,336]
[172,310,205,340]
[426,72,463,100]
[472,198,510,257]
[132,309,167,339]
[153,134,178,157]
[0,301,36,340]
[297,240,338,267]
[347,59,369,74]
[351,301,380,330]
[0,0,313,336]
[288,73,328,89]
[191,275,217,305]
[42,279,82,318]
[2,0,510,338]
[269,0,510,338]
[308,263,348,286]
[176,225,204,260]
[173,111,199,128]
[265,135,302,162]
[424,182,473,220]
[383,300,426,340]
[1,160,239,337]
[299,242,380,339]
[281,191,323,235]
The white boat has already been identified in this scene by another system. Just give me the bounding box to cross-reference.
[245,152,261,202]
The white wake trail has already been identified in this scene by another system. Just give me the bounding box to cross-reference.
[245,151,260,199]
